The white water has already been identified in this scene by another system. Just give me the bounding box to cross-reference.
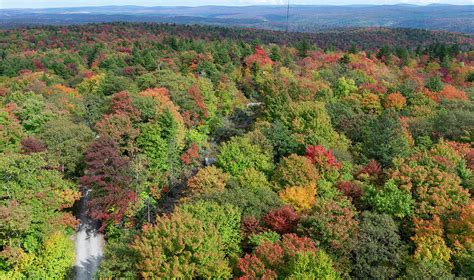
[75,190,104,280]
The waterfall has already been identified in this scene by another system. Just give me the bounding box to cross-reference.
[75,189,104,280]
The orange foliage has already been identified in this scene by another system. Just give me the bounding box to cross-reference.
[187,166,229,196]
[384,92,406,110]
[245,46,273,68]
[447,202,474,252]
[426,84,468,102]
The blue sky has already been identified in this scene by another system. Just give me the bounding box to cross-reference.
[1,0,473,9]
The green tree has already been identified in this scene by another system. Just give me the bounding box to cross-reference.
[287,250,340,280]
[217,135,274,176]
[360,110,411,167]
[352,212,407,280]
[177,201,242,257]
[425,75,444,92]
[132,212,231,278]
[39,119,94,176]
[363,179,414,218]
[333,77,357,99]
[0,153,78,277]
[272,154,319,191]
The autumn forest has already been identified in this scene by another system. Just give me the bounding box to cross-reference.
[0,23,473,279]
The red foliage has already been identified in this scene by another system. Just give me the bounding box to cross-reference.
[238,233,317,279]
[360,82,388,94]
[337,181,363,202]
[0,87,8,97]
[238,254,277,280]
[241,216,264,238]
[95,112,139,155]
[262,206,300,234]
[183,84,208,127]
[180,143,200,165]
[18,69,32,76]
[245,46,273,68]
[356,159,383,184]
[447,202,474,251]
[20,137,47,154]
[305,145,341,170]
[80,136,137,230]
[33,59,45,70]
[255,241,285,267]
[123,66,134,76]
[109,91,140,121]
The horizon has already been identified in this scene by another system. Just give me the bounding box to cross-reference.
[2,0,473,9]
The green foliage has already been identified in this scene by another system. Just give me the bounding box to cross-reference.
[287,251,340,280]
[0,110,25,153]
[0,153,78,277]
[137,122,169,173]
[334,77,357,98]
[22,231,75,280]
[202,179,281,218]
[272,154,319,191]
[352,212,407,280]
[425,75,444,92]
[6,91,56,133]
[403,259,454,280]
[98,229,140,279]
[217,135,274,176]
[285,101,350,151]
[39,119,94,176]
[236,168,271,191]
[132,212,231,278]
[248,231,281,247]
[177,201,242,257]
[360,110,411,167]
[364,179,414,218]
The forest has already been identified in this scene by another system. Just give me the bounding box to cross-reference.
[0,22,473,279]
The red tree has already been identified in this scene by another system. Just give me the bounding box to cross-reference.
[80,136,137,230]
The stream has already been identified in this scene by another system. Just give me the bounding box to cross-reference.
[74,190,104,280]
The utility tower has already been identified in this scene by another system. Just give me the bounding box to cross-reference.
[286,0,290,32]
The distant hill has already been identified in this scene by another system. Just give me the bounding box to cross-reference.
[1,4,473,34]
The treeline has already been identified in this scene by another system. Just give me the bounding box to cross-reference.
[1,23,473,54]
[0,23,473,279]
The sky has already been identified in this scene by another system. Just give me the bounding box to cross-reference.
[1,0,473,9]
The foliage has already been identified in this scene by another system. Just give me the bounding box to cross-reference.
[352,212,407,280]
[0,153,78,276]
[131,212,231,278]
[287,250,340,280]
[237,234,322,279]
[201,180,282,218]
[187,166,229,196]
[279,183,317,212]
[248,231,281,247]
[39,119,94,176]
[272,154,319,191]
[262,206,300,234]
[236,168,271,191]
[299,195,358,274]
[80,136,137,228]
[363,179,414,218]
[0,22,472,279]
[360,110,411,167]
[217,135,274,176]
[177,201,242,257]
